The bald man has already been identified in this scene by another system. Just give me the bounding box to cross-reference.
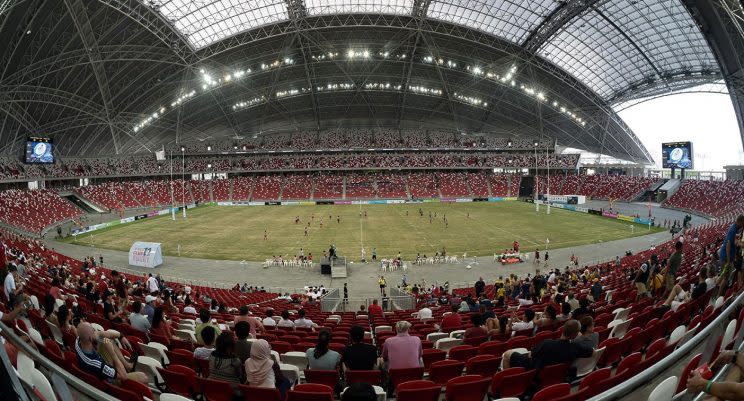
[502,319,592,371]
[75,322,147,384]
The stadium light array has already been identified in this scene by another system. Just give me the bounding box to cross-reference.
[232,96,267,111]
[131,51,589,133]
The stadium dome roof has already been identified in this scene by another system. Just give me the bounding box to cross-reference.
[0,0,740,163]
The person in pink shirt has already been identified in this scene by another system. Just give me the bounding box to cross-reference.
[233,305,265,338]
[382,321,422,370]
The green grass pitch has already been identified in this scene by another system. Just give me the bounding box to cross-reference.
[65,202,663,261]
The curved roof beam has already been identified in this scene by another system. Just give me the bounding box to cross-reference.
[522,0,602,53]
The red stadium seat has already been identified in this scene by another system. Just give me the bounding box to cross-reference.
[198,377,234,401]
[287,383,334,401]
[303,370,339,389]
[533,383,571,401]
[238,384,281,401]
[396,380,441,401]
[444,375,490,401]
[429,360,465,386]
[344,370,382,386]
[465,355,500,378]
[389,367,425,390]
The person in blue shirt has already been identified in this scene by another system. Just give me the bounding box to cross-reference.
[720,215,744,287]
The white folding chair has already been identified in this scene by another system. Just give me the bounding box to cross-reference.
[280,352,309,379]
[721,320,737,351]
[714,296,724,310]
[160,394,193,401]
[374,325,392,334]
[134,355,164,386]
[449,329,466,339]
[32,368,58,401]
[609,319,632,339]
[46,321,64,346]
[144,342,170,365]
[612,308,630,321]
[648,376,678,401]
[17,352,34,386]
[575,347,605,377]
[426,332,449,343]
[667,326,687,346]
[435,337,462,353]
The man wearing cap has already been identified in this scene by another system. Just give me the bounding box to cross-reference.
[143,295,156,323]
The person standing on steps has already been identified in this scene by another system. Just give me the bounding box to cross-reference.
[343,283,348,305]
[372,248,377,261]
[378,276,386,296]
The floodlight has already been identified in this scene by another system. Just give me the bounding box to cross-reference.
[533,141,539,147]
[507,140,512,147]
[207,145,212,151]
[180,146,185,152]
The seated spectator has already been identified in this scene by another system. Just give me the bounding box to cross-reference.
[195,309,221,344]
[566,293,580,310]
[557,302,572,321]
[182,297,197,315]
[262,309,277,327]
[150,307,176,340]
[571,298,593,320]
[367,299,383,317]
[75,322,147,384]
[234,305,264,338]
[342,325,378,371]
[535,305,557,328]
[143,295,156,323]
[503,320,592,370]
[102,290,123,323]
[342,382,378,401]
[440,304,462,333]
[663,268,708,311]
[49,277,64,300]
[194,326,217,360]
[58,305,77,337]
[209,332,242,383]
[687,349,744,399]
[463,314,488,339]
[128,301,150,333]
[590,279,603,301]
[508,309,535,335]
[245,339,276,386]
[575,316,598,349]
[418,306,432,320]
[234,321,252,364]
[486,316,509,338]
[306,331,341,370]
[294,309,318,330]
[357,305,367,316]
[245,339,290,398]
[382,321,422,370]
[43,294,58,326]
[277,310,295,329]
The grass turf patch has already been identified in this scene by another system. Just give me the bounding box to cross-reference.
[64,201,663,261]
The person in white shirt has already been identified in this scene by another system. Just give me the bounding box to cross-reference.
[705,267,718,291]
[146,273,159,294]
[4,265,22,307]
[262,310,277,327]
[418,307,433,319]
[508,309,535,335]
[182,298,197,315]
[294,309,317,329]
[277,310,295,329]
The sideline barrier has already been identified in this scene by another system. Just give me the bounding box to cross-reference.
[589,288,744,401]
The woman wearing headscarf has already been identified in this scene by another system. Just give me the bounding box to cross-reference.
[244,339,277,382]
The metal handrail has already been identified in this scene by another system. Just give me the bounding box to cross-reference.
[588,289,744,401]
[0,321,117,401]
